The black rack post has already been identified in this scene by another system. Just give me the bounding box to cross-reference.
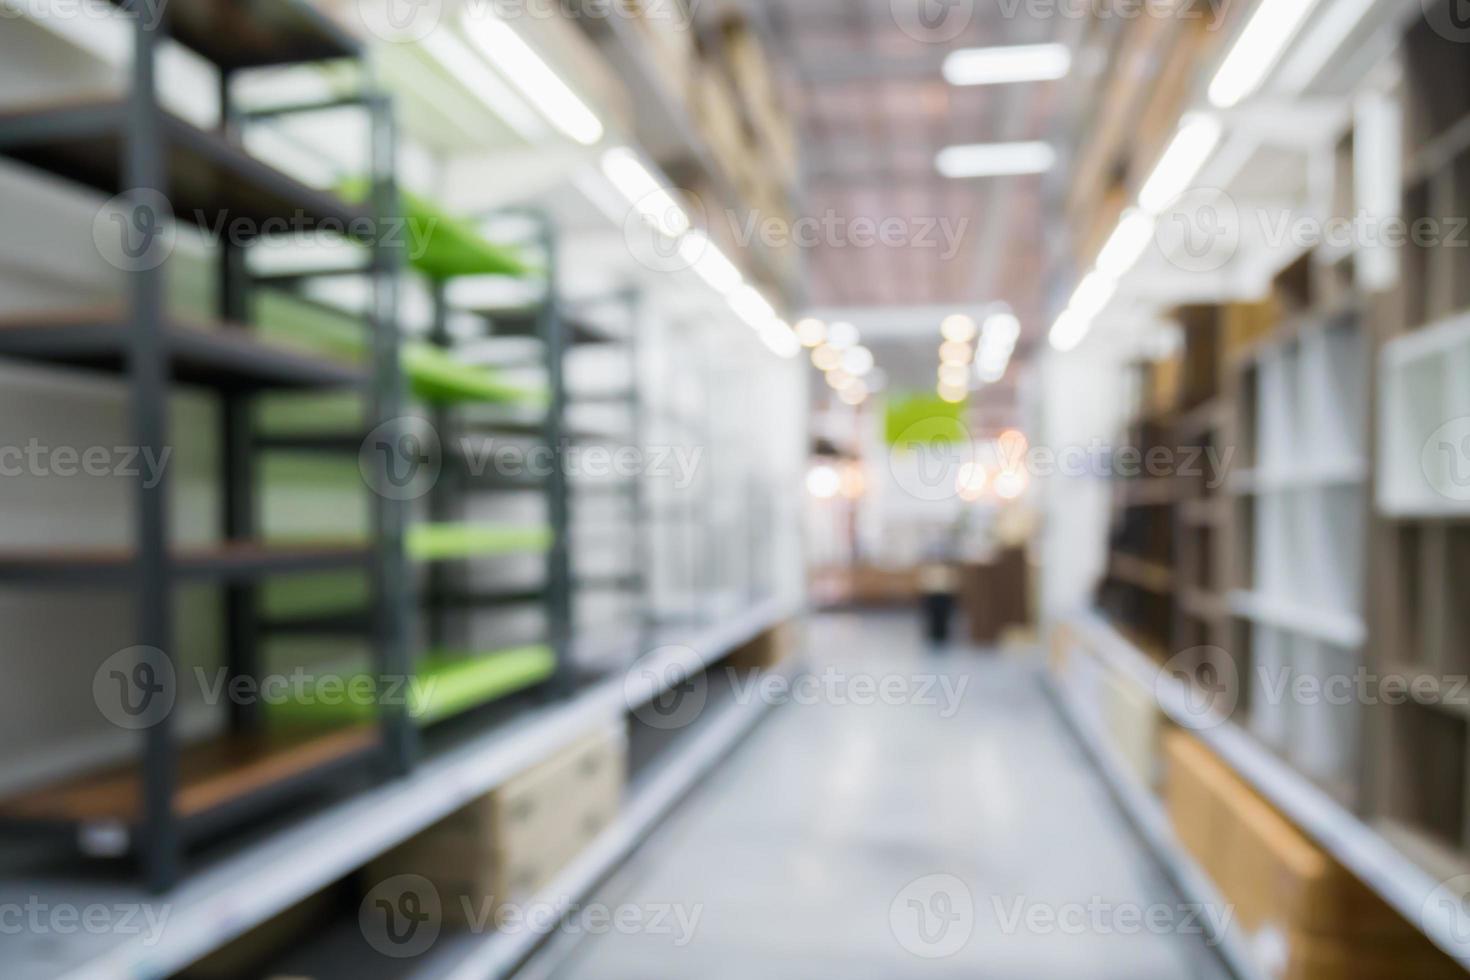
[124,1,178,893]
[538,219,575,697]
[366,93,415,776]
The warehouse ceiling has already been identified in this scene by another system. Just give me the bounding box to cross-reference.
[743,0,1073,333]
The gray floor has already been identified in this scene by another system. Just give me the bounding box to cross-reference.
[530,612,1232,980]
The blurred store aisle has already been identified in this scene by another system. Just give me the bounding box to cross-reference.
[526,613,1231,980]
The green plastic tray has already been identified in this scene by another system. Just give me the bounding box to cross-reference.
[406,522,553,560]
[339,180,531,281]
[266,645,556,726]
[255,291,545,406]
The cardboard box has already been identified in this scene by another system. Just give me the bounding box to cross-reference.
[729,619,802,670]
[1104,670,1162,790]
[366,727,626,926]
[1165,732,1461,979]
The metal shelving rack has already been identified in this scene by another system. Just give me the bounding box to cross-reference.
[0,0,403,891]
[417,207,576,705]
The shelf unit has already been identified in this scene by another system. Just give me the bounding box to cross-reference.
[1061,612,1470,974]
[257,208,577,748]
[1097,400,1179,659]
[0,4,405,891]
[1369,10,1470,874]
[1228,286,1369,803]
[0,598,800,980]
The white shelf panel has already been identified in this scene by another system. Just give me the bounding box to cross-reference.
[0,598,802,980]
[1071,612,1470,972]
[1379,310,1470,517]
[1227,589,1366,647]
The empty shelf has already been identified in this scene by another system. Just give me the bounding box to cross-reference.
[0,726,376,827]
[0,307,367,389]
[0,540,372,587]
[0,99,365,234]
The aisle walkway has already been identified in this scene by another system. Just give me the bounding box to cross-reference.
[531,612,1232,980]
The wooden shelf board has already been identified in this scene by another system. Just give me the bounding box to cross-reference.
[0,727,376,826]
[1108,554,1174,594]
[0,307,368,390]
[104,0,359,71]
[0,100,366,234]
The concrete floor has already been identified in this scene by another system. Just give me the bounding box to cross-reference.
[530,612,1232,980]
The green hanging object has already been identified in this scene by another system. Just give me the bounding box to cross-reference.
[339,179,532,281]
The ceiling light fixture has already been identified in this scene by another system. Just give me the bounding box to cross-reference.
[937,141,1057,179]
[841,345,875,377]
[943,43,1072,87]
[600,147,690,240]
[1137,114,1223,214]
[461,12,605,145]
[826,321,860,351]
[677,231,743,296]
[1095,208,1157,277]
[941,314,978,343]
[795,318,827,347]
[1208,0,1321,109]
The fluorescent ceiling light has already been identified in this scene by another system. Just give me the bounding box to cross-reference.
[462,12,604,145]
[1208,0,1321,109]
[1275,0,1377,95]
[678,231,743,295]
[944,44,1071,87]
[983,312,1021,346]
[420,32,548,143]
[1049,311,1091,352]
[937,141,1056,179]
[600,147,690,240]
[1068,271,1118,322]
[1137,115,1223,213]
[760,321,801,359]
[1095,208,1157,277]
[729,284,776,329]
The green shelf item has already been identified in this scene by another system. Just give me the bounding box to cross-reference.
[254,290,545,406]
[406,522,553,561]
[261,571,371,620]
[266,645,556,726]
[339,180,531,281]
